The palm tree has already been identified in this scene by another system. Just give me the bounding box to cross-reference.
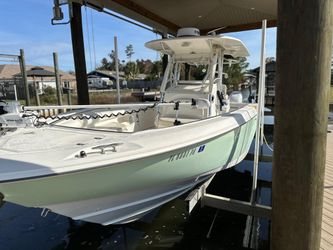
[224,57,249,90]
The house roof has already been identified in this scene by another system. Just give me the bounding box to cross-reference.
[76,0,277,35]
[88,70,125,78]
[0,64,76,81]
[25,67,55,77]
[252,61,276,73]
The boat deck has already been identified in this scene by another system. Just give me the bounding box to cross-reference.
[321,124,333,249]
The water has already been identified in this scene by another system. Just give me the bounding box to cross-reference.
[0,155,272,250]
[0,102,274,250]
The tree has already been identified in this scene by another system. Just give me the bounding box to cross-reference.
[125,44,135,61]
[146,60,162,80]
[108,50,122,71]
[266,57,275,63]
[98,51,122,71]
[192,65,208,80]
[124,61,139,80]
[136,59,154,74]
[224,57,249,90]
[43,86,56,96]
[99,57,110,70]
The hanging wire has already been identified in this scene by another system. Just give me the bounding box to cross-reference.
[84,3,93,72]
[155,32,159,61]
[101,8,162,35]
[90,8,97,70]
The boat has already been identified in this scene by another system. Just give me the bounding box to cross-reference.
[0,101,34,129]
[0,28,257,225]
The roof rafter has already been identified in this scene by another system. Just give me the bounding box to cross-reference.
[201,20,277,34]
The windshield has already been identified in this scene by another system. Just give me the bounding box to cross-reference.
[177,63,208,81]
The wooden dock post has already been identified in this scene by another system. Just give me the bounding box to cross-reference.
[114,36,121,104]
[19,49,30,106]
[272,0,333,249]
[53,52,63,106]
[70,2,89,105]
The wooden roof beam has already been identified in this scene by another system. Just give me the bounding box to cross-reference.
[201,20,277,34]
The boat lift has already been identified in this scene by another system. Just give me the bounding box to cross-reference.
[0,51,29,103]
[184,21,272,242]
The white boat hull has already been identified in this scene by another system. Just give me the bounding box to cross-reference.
[0,105,256,224]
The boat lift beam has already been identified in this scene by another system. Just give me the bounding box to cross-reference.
[202,194,271,219]
[185,174,272,219]
[0,51,29,104]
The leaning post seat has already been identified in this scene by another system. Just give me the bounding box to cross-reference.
[156,84,211,127]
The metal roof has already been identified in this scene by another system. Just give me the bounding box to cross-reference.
[1,65,75,80]
[25,67,57,77]
[73,0,277,35]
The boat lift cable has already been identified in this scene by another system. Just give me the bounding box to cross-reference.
[90,8,97,69]
[100,8,162,36]
[84,3,93,72]
[263,134,274,152]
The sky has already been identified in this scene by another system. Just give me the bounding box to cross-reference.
[0,0,277,72]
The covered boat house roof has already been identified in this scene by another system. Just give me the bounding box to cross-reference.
[73,0,277,35]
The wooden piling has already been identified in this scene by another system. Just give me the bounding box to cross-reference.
[272,0,333,249]
[114,36,121,104]
[34,81,40,106]
[19,49,30,106]
[70,2,89,105]
[67,91,72,105]
[53,52,63,106]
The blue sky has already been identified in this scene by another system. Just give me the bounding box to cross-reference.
[0,0,276,71]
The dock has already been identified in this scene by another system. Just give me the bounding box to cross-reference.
[131,91,160,101]
[321,124,333,249]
